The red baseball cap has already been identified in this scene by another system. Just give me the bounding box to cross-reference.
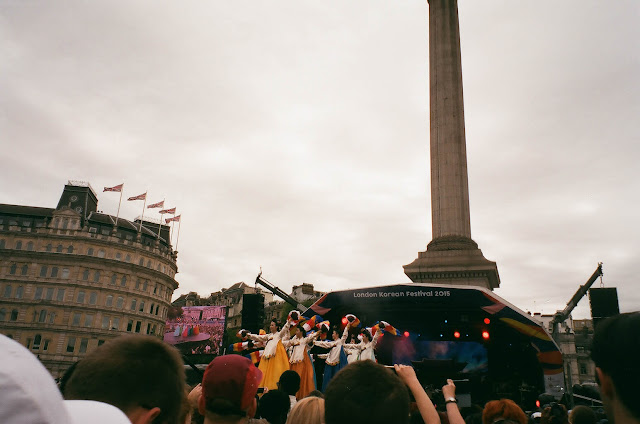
[200,355,263,415]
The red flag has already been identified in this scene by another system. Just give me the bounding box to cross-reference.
[147,200,164,209]
[127,193,147,201]
[103,184,123,192]
[160,207,176,214]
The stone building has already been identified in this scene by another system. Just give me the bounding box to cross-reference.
[0,181,179,377]
[535,313,597,389]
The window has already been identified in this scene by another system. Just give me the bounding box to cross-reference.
[56,244,63,253]
[50,267,58,278]
[151,324,157,335]
[9,264,16,275]
[10,309,19,321]
[33,334,42,350]
[79,338,88,353]
[76,291,85,303]
[98,339,105,346]
[110,274,117,285]
[67,245,74,254]
[62,219,68,230]
[111,317,120,330]
[146,323,151,334]
[146,260,151,268]
[135,279,140,290]
[130,299,137,311]
[102,316,110,329]
[84,314,93,327]
[72,313,81,326]
[27,241,34,251]
[61,268,69,279]
[40,266,48,277]
[116,296,124,309]
[125,254,131,263]
[127,320,134,331]
[48,312,56,323]
[87,247,94,256]
[98,249,105,258]
[43,339,50,351]
[155,304,159,315]
[139,258,144,266]
[135,321,141,333]
[56,289,65,302]
[89,292,97,305]
[579,364,588,375]
[139,301,145,312]
[2,285,11,297]
[0,309,5,321]
[15,286,23,299]
[93,271,100,283]
[115,252,122,261]
[21,264,28,275]
[120,276,127,287]
[153,284,158,294]
[149,303,154,314]
[143,281,148,292]
[66,337,76,353]
[38,310,46,322]
[82,269,89,280]
[46,243,52,252]
[105,295,113,307]
[15,241,22,250]
[0,239,4,249]
[45,288,54,300]
[34,287,43,300]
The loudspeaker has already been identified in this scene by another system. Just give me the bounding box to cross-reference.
[589,288,619,327]
[242,293,265,333]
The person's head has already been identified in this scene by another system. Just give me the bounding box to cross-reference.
[63,335,186,424]
[482,399,528,424]
[569,406,597,424]
[325,360,410,424]
[270,319,281,333]
[541,403,568,424]
[306,390,324,399]
[286,396,324,424]
[278,370,301,397]
[591,312,640,423]
[295,326,307,338]
[331,326,340,341]
[360,329,372,343]
[256,390,290,424]
[198,354,263,423]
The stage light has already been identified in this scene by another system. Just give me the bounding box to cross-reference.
[444,319,448,323]
[341,317,348,325]
[484,318,491,325]
[453,331,461,339]
[482,331,490,340]
[403,331,410,337]
[536,400,541,408]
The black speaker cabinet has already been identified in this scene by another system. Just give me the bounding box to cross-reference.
[241,293,265,333]
[589,287,620,327]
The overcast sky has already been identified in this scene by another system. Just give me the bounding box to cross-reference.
[1,1,638,319]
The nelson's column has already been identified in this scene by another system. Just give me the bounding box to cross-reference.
[404,0,500,290]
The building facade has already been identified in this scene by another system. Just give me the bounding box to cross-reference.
[0,181,179,377]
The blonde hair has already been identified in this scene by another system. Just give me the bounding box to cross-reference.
[286,396,324,424]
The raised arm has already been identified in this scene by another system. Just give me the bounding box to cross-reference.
[442,379,464,424]
[370,328,382,349]
[314,339,338,349]
[278,320,291,341]
[395,365,441,424]
[246,331,269,343]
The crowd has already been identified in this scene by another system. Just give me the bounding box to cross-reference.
[0,312,638,424]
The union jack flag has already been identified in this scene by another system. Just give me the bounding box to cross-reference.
[159,207,176,214]
[147,200,164,209]
[127,193,147,201]
[103,184,123,192]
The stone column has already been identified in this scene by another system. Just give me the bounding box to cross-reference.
[404,0,500,290]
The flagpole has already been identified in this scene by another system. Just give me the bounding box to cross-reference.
[175,217,182,251]
[115,185,123,227]
[139,193,147,233]
[156,198,164,239]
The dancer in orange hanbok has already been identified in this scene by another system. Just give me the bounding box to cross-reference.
[284,325,319,399]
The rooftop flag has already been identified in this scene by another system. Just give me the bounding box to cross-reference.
[103,184,123,192]
[127,193,147,201]
[147,200,164,209]
[159,207,176,214]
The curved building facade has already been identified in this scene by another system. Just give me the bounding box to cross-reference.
[0,181,179,377]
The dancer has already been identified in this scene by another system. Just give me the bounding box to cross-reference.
[284,323,319,399]
[344,334,360,363]
[244,318,291,391]
[343,324,381,362]
[313,324,349,391]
